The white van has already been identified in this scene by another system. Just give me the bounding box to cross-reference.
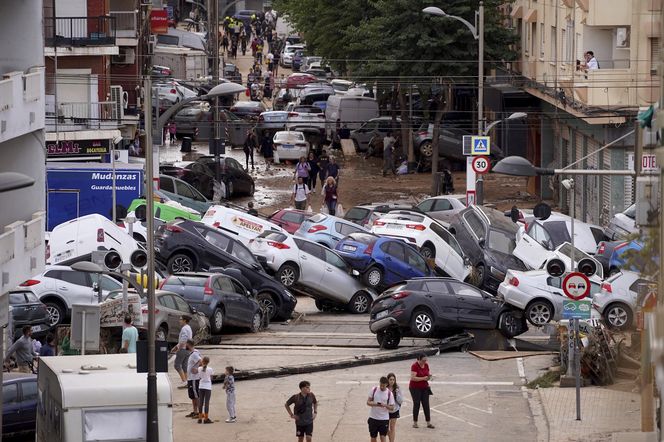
[325,95,379,139]
[202,204,286,247]
[47,214,145,268]
[37,354,172,442]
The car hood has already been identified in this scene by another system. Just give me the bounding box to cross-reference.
[485,249,527,272]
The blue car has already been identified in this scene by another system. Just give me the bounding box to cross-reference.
[335,232,435,289]
[608,240,654,275]
[3,373,37,438]
[295,213,370,249]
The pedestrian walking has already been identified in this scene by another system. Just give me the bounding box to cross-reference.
[285,380,318,442]
[3,325,37,373]
[326,156,340,185]
[39,334,56,357]
[223,366,237,423]
[291,176,310,210]
[321,177,338,216]
[243,129,256,170]
[267,52,274,72]
[121,314,138,353]
[247,201,258,216]
[185,339,202,419]
[307,152,320,191]
[261,135,274,170]
[317,149,329,183]
[409,353,435,429]
[222,33,229,55]
[295,156,311,181]
[169,315,192,388]
[168,121,177,143]
[387,373,404,442]
[197,356,214,424]
[367,376,395,442]
[382,132,396,177]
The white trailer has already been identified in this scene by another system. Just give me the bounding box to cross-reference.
[36,354,172,442]
[153,45,207,81]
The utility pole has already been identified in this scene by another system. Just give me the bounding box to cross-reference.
[209,0,223,196]
[475,1,485,205]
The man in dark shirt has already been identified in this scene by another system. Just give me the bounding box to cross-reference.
[285,380,318,442]
[39,334,56,357]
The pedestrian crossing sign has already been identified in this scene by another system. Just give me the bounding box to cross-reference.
[471,136,491,155]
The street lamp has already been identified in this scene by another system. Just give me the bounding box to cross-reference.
[483,112,527,135]
[424,2,485,202]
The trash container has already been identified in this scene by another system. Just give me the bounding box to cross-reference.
[180,137,192,153]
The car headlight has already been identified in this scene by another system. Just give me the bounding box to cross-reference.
[284,289,296,301]
[490,266,506,280]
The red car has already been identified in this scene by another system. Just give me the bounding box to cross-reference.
[268,209,313,234]
[286,73,317,88]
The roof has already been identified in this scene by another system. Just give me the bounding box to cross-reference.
[40,354,171,408]
[3,373,37,382]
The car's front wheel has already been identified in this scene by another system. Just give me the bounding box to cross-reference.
[249,312,262,333]
[525,300,554,326]
[410,308,434,337]
[257,292,278,320]
[604,302,632,330]
[348,292,372,314]
[377,328,401,349]
[364,266,383,288]
[277,263,299,287]
[419,140,433,158]
[167,253,195,273]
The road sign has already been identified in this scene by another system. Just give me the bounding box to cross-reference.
[562,300,592,320]
[470,136,491,155]
[562,272,591,300]
[471,156,491,174]
[466,190,476,206]
[642,154,658,171]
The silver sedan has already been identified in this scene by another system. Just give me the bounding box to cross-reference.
[414,194,466,225]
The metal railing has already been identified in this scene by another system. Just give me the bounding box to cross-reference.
[44,16,116,47]
[110,11,137,37]
[0,78,13,111]
[54,101,118,129]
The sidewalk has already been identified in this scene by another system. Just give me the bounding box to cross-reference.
[538,386,644,441]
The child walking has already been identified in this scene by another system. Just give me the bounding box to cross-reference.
[223,366,236,423]
[198,356,213,424]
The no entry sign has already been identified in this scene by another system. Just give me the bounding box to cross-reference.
[562,272,591,300]
[471,156,491,174]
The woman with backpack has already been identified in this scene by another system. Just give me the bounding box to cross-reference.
[387,373,404,442]
[321,177,338,216]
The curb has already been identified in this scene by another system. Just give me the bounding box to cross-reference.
[210,333,474,383]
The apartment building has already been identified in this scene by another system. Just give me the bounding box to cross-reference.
[0,0,46,293]
[43,0,124,161]
[504,0,660,224]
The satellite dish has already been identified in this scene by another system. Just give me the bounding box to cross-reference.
[533,203,552,221]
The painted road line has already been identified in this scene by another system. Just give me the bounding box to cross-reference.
[516,357,526,379]
[336,381,515,386]
[400,390,485,420]
[460,403,493,414]
[429,409,483,428]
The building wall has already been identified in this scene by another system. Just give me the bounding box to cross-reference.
[45,56,110,102]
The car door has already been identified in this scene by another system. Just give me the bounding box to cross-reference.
[214,276,241,325]
[320,249,354,302]
[404,246,431,279]
[173,293,202,336]
[225,158,248,193]
[229,278,256,327]
[513,222,551,269]
[422,279,459,325]
[2,382,21,434]
[354,120,378,149]
[159,176,177,199]
[379,241,411,282]
[429,222,465,280]
[293,239,326,290]
[546,276,569,318]
[175,179,198,207]
[157,293,180,342]
[449,281,496,327]
[199,228,233,268]
[19,378,38,431]
[57,270,95,307]
[430,198,456,224]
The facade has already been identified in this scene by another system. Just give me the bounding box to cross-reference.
[503,0,660,225]
[0,0,47,293]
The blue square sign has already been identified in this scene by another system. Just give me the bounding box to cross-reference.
[471,136,491,155]
[562,300,592,320]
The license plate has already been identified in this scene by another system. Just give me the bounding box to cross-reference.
[282,144,294,149]
[54,250,73,263]
[342,244,357,252]
[387,224,404,229]
[32,325,41,332]
[376,310,389,320]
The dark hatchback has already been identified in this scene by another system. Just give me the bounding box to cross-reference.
[154,219,296,320]
[449,205,527,293]
[160,156,255,200]
[2,373,38,438]
[6,290,51,340]
[160,272,264,334]
[368,278,527,349]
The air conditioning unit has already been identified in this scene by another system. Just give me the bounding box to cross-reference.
[112,48,136,64]
[110,86,124,123]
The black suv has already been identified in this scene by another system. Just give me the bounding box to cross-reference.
[448,206,526,292]
[154,220,297,320]
[369,278,527,349]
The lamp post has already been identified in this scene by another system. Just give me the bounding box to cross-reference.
[424,2,485,202]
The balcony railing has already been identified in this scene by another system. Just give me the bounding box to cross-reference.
[0,77,13,111]
[45,16,116,47]
[47,100,119,130]
[110,11,137,38]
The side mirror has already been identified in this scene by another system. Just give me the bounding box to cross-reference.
[92,282,100,293]
[478,238,485,249]
[463,257,471,266]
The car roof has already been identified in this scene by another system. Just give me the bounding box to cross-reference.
[3,373,37,382]
[422,194,466,201]
[233,101,263,107]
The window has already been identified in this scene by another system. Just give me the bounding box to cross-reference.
[449,281,483,298]
[416,199,434,212]
[462,211,485,239]
[205,230,231,251]
[230,242,259,266]
[9,292,27,304]
[282,211,306,224]
[99,276,122,291]
[158,294,177,310]
[3,383,18,404]
[296,239,326,260]
[650,38,660,74]
[21,380,39,402]
[430,222,464,257]
[382,241,406,262]
[424,280,448,293]
[324,249,348,270]
[432,199,453,211]
[160,176,175,193]
[629,279,654,293]
[540,23,545,58]
[335,222,365,236]
[60,271,90,287]
[487,229,517,255]
[405,248,428,273]
[551,26,557,62]
[25,292,39,303]
[530,23,536,56]
[176,180,196,199]
[527,223,552,248]
[173,295,190,313]
[231,280,247,295]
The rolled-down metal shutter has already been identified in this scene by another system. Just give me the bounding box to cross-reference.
[574,132,584,220]
[586,138,600,225]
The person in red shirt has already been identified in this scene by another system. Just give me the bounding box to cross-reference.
[409,353,435,429]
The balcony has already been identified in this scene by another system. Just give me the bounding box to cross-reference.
[110,11,137,40]
[0,69,45,144]
[46,98,120,132]
[44,16,116,47]
[0,212,45,294]
[586,0,631,26]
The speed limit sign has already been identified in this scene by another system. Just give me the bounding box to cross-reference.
[471,156,491,174]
